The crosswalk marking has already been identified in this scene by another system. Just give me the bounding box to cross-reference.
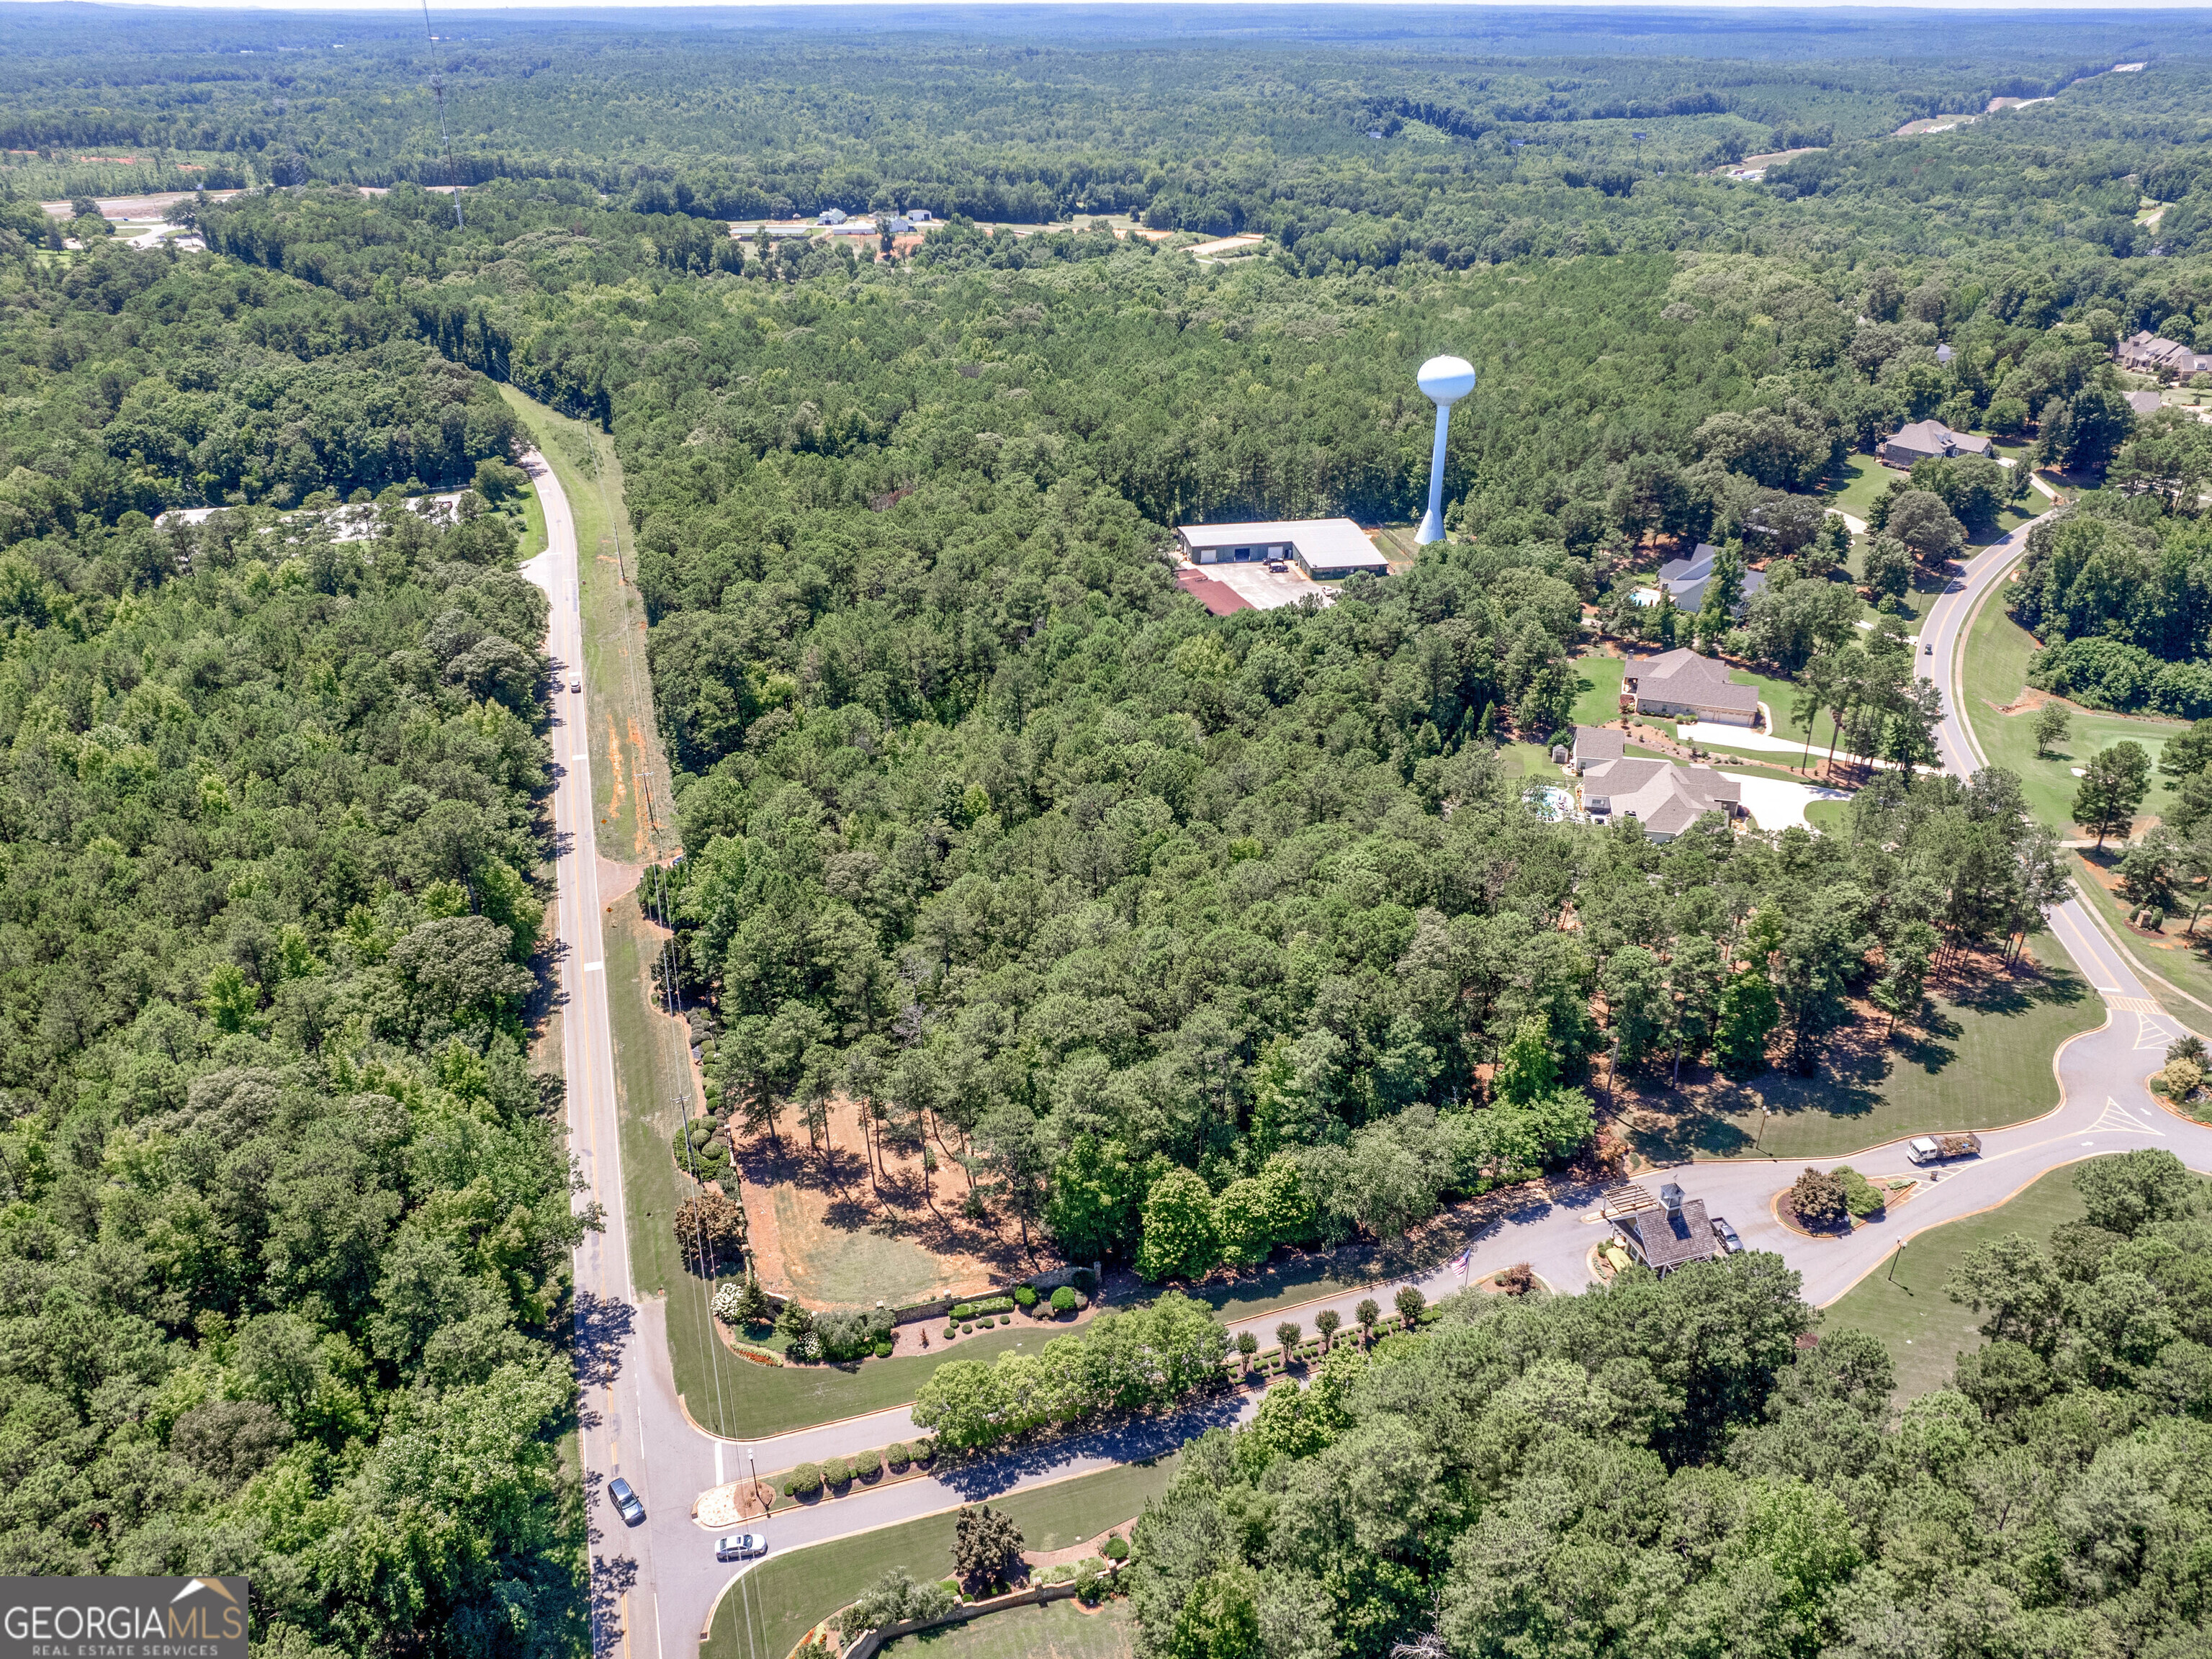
[2113,996,2166,1017]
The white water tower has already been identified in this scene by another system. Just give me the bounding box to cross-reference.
[1415,354,1476,546]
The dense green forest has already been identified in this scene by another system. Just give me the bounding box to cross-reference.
[0,238,580,1649]
[1131,1151,2212,1659]
[11,10,2212,1655]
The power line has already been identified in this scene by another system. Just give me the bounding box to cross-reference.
[418,0,464,229]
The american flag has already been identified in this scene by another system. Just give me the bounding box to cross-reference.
[1455,1248,1473,1276]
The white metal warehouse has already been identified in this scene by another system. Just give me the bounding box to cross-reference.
[1174,518,1391,580]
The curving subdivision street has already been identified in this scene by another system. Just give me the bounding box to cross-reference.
[530,456,2212,1658]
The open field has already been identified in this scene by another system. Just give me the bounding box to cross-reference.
[1822,1164,2087,1399]
[883,1598,1136,1659]
[1622,937,2099,1161]
[1959,585,2182,831]
[703,1457,1182,1659]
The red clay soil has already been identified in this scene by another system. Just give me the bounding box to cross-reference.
[733,1095,1048,1308]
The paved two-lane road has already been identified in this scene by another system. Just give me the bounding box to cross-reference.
[523,451,714,1659]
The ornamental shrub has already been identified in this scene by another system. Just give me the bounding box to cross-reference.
[814,1305,894,1362]
[1102,1534,1129,1562]
[997,1314,1010,1326]
[874,1340,894,1359]
[1013,1285,1038,1308]
[914,1438,935,1462]
[887,1442,912,1471]
[961,1322,974,1334]
[783,1462,822,1497]
[823,1456,850,1486]
[851,1447,883,1478]
[670,1117,734,1182]
[1791,1166,1850,1228]
[1051,1286,1077,1314]
[950,1303,974,1321]
[944,1325,958,1341]
[1835,1166,1885,1219]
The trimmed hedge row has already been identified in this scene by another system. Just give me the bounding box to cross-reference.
[778,1439,935,1497]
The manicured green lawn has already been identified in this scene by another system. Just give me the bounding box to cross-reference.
[2069,851,2212,1024]
[883,1597,1135,1659]
[1959,590,2182,832]
[703,1457,1181,1659]
[1725,664,1847,749]
[1626,935,2100,1161]
[1501,742,1570,781]
[1804,799,1851,832]
[1570,655,1625,727]
[696,1323,1043,1440]
[1822,1165,2087,1400]
[1823,453,1892,521]
[1681,745,1843,786]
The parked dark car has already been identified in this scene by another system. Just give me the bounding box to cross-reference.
[608,1476,645,1524]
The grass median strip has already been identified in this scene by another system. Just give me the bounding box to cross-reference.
[691,1326,1040,1440]
[703,1456,1182,1659]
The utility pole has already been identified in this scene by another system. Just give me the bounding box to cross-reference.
[1888,1240,1905,1282]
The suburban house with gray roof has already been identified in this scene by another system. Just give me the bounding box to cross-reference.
[1879,419,1995,469]
[1635,544,1767,615]
[2119,329,2212,378]
[1570,725,1626,774]
[1576,756,1742,840]
[1622,648,1763,727]
[2127,389,2165,416]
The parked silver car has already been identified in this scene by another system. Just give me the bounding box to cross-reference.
[1709,1215,1743,1254]
[716,1533,768,1561]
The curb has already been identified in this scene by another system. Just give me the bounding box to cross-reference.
[696,1457,1182,1641]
